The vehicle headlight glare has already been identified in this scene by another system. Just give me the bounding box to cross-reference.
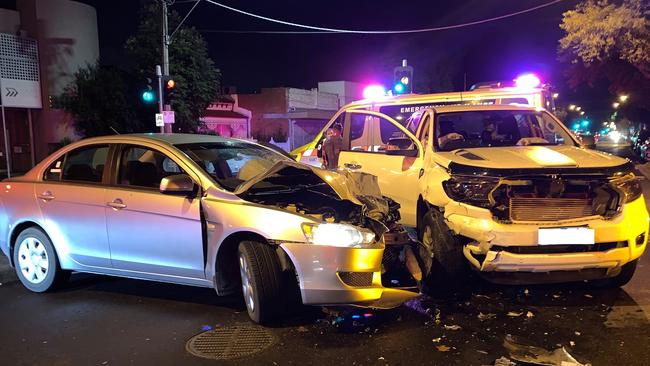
[301,223,375,247]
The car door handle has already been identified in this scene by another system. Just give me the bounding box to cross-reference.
[37,191,55,201]
[344,162,362,170]
[107,199,127,210]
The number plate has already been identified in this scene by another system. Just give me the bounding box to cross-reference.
[538,227,595,245]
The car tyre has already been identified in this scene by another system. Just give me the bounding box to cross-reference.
[238,241,283,324]
[13,227,69,292]
[420,208,468,293]
[591,259,638,288]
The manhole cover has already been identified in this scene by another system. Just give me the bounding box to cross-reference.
[186,325,275,360]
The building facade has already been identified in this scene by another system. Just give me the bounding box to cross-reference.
[0,0,99,175]
[237,81,362,150]
[200,95,251,139]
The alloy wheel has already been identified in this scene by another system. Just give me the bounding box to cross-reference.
[239,255,255,313]
[17,237,49,284]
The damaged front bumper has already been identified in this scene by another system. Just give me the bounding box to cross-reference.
[280,241,419,308]
[445,196,649,283]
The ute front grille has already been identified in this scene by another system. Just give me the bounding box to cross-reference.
[510,198,594,221]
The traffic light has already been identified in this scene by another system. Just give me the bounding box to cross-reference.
[141,77,156,104]
[393,60,413,94]
[163,77,176,105]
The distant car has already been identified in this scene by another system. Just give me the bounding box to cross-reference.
[632,129,650,161]
[0,134,417,323]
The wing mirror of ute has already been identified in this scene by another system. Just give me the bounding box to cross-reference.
[580,135,596,149]
[160,174,196,195]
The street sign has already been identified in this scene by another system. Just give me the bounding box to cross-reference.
[155,113,164,127]
[0,35,42,109]
[163,110,175,124]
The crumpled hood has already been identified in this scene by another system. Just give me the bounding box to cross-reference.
[436,145,628,170]
[234,160,397,233]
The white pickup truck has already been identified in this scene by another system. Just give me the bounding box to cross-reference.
[299,103,648,287]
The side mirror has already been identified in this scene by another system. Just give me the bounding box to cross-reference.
[160,174,196,195]
[580,135,596,149]
[385,149,418,157]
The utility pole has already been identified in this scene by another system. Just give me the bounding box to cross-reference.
[161,0,171,133]
[156,65,164,133]
[0,68,10,178]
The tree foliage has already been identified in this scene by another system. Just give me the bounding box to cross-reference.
[60,64,141,137]
[61,1,220,136]
[558,0,650,106]
[126,1,220,132]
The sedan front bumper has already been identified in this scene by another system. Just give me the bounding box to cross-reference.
[280,242,418,306]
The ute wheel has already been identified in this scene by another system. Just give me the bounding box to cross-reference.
[238,241,284,324]
[13,227,69,292]
[592,260,638,288]
[419,209,468,293]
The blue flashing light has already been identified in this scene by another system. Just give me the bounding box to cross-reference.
[581,120,590,127]
[572,124,580,130]
[142,90,155,103]
[393,82,405,94]
[351,314,361,319]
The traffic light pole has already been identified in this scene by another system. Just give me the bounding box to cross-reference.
[161,0,171,133]
[156,65,164,133]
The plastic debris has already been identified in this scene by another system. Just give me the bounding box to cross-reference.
[432,337,442,343]
[574,331,581,336]
[436,345,451,352]
[584,294,593,299]
[526,311,535,318]
[478,312,497,321]
[507,311,524,317]
[494,357,516,366]
[504,334,590,366]
[444,324,462,331]
[378,356,385,361]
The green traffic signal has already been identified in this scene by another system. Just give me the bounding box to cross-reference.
[142,90,155,103]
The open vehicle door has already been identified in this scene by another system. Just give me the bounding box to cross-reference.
[337,110,423,227]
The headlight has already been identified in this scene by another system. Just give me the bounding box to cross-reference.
[301,223,376,247]
[442,176,499,208]
[612,174,643,203]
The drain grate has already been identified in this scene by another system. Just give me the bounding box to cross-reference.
[186,325,275,360]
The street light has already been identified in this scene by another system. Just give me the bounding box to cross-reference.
[552,93,559,99]
[613,102,620,109]
[619,95,629,103]
[568,104,576,111]
[576,106,582,111]
[580,111,585,115]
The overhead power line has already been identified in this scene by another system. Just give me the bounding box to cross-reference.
[203,0,565,34]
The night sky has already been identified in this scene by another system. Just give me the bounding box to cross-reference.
[4,0,613,119]
[82,0,579,91]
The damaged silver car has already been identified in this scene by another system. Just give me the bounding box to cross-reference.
[0,134,421,323]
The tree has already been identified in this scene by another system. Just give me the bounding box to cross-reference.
[558,0,650,113]
[60,64,141,137]
[126,1,220,132]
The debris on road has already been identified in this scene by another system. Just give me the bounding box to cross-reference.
[436,345,451,352]
[444,324,462,331]
[494,357,516,366]
[526,311,535,318]
[504,334,590,366]
[432,337,442,343]
[478,312,497,321]
[507,311,524,317]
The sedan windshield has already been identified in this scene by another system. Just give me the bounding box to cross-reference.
[434,110,576,152]
[177,142,290,191]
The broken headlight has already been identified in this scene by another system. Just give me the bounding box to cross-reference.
[442,175,499,208]
[301,223,376,247]
[611,174,643,203]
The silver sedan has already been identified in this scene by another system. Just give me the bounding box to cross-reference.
[0,134,416,323]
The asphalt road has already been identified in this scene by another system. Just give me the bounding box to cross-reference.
[1,146,649,366]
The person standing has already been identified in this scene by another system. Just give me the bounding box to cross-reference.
[322,124,343,169]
